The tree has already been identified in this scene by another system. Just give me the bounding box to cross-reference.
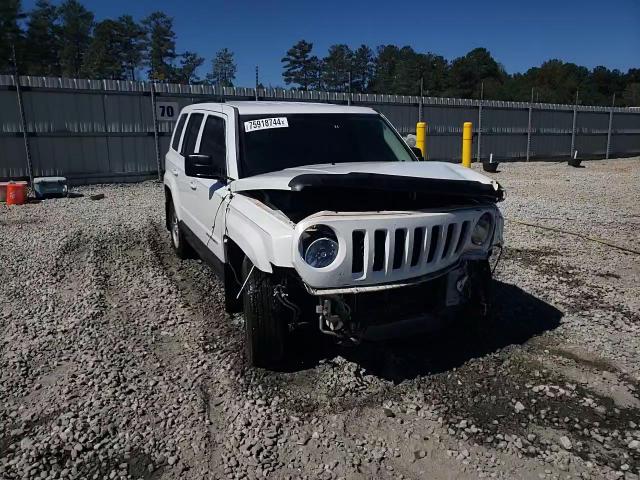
[322,44,353,92]
[0,0,26,73]
[142,11,177,81]
[83,19,126,79]
[520,60,589,104]
[208,48,236,87]
[281,40,321,90]
[58,0,94,77]
[351,44,374,92]
[446,48,505,99]
[117,15,145,80]
[24,0,59,76]
[369,44,401,93]
[175,51,204,84]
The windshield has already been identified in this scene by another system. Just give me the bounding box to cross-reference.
[238,113,414,177]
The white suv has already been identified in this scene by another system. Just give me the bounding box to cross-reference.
[164,102,504,368]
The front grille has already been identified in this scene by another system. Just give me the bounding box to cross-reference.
[351,219,472,279]
[294,208,496,290]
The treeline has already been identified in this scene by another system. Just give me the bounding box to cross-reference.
[2,1,638,106]
[282,41,640,107]
[0,0,237,85]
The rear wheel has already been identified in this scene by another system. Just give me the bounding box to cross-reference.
[242,259,288,368]
[168,202,189,259]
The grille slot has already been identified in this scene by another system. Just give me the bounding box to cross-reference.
[427,225,440,263]
[352,230,365,273]
[372,230,386,272]
[392,229,406,269]
[455,221,470,253]
[410,227,423,266]
[441,224,455,259]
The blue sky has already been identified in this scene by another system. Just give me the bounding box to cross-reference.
[23,0,640,86]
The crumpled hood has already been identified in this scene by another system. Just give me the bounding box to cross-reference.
[231,161,498,193]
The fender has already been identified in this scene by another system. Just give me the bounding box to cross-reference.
[163,171,183,221]
[224,193,295,273]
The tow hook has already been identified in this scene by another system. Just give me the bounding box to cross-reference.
[316,299,343,333]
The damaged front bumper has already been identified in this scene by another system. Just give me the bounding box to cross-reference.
[313,258,486,341]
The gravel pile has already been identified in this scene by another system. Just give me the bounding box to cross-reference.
[1,158,638,479]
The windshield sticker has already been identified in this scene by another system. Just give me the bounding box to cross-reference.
[244,117,289,132]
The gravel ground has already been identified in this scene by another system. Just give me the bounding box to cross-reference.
[1,157,639,480]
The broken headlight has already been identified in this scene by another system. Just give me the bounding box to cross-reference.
[300,225,338,269]
[471,212,493,246]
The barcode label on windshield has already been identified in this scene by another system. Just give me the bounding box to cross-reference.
[244,117,289,132]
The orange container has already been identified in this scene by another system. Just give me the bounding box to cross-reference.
[6,181,28,205]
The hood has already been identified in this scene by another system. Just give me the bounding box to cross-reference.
[231,161,502,199]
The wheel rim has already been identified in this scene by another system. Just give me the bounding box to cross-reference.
[171,210,180,247]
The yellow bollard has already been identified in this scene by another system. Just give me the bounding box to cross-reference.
[462,122,472,168]
[416,122,427,159]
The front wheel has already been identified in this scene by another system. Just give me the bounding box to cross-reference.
[242,259,288,368]
[168,202,189,259]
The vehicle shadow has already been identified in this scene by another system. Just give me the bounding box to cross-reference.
[278,281,563,381]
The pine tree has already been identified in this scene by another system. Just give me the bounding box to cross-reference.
[351,44,374,92]
[281,40,320,90]
[24,0,60,76]
[58,0,94,77]
[208,48,236,87]
[83,19,125,79]
[117,15,145,81]
[175,51,204,84]
[142,11,177,82]
[0,0,26,73]
[322,44,353,92]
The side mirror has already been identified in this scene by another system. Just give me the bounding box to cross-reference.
[411,147,424,161]
[185,154,225,180]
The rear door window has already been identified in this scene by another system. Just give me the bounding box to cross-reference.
[171,113,187,151]
[181,113,204,156]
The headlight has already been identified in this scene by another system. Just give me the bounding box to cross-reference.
[471,212,493,246]
[300,225,339,268]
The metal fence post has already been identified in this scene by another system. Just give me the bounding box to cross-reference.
[418,77,424,122]
[150,82,162,181]
[476,82,483,162]
[101,80,112,174]
[606,93,615,160]
[570,90,578,158]
[12,49,34,185]
[526,88,533,161]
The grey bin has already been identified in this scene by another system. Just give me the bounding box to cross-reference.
[33,177,68,199]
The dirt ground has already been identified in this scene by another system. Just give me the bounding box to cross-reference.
[1,158,639,480]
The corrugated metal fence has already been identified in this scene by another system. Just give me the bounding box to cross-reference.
[1,75,639,184]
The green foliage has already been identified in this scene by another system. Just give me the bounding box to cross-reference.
[0,0,26,73]
[142,11,176,82]
[58,0,94,77]
[281,40,638,106]
[175,51,204,84]
[281,40,321,90]
[322,44,352,92]
[24,0,60,76]
[116,15,146,81]
[208,48,236,87]
[351,44,374,93]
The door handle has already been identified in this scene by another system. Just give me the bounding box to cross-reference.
[189,181,197,190]
[171,168,178,176]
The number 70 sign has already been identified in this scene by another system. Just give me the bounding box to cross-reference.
[156,102,179,120]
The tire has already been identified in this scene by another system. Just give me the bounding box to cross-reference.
[242,258,288,368]
[168,202,189,259]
